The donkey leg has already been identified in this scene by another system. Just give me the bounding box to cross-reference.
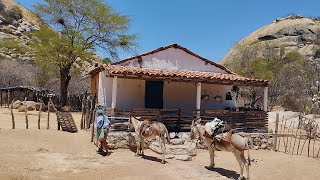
[141,137,145,155]
[240,152,250,179]
[234,151,244,180]
[159,136,165,164]
[208,147,215,168]
[136,138,141,156]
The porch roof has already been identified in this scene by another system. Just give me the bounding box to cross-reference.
[91,64,269,87]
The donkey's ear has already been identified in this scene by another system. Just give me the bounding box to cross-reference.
[196,118,202,124]
[191,119,195,126]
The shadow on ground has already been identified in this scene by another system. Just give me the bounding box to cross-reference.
[98,151,113,157]
[205,166,240,179]
[141,154,166,163]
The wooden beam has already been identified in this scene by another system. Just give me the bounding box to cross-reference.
[264,87,268,112]
[111,76,118,109]
[24,97,28,129]
[196,82,201,118]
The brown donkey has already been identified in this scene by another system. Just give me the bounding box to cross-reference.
[190,118,251,180]
[128,116,171,164]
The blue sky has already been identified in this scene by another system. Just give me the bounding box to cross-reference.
[18,0,320,62]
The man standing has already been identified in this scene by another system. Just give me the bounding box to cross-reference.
[96,109,110,156]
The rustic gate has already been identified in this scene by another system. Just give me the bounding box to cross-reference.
[273,113,320,160]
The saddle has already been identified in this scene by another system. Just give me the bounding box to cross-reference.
[213,124,232,141]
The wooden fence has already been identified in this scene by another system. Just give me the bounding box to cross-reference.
[99,108,268,133]
[0,86,88,111]
[194,110,268,133]
[273,113,320,160]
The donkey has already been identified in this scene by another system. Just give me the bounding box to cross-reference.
[128,116,171,164]
[190,118,251,180]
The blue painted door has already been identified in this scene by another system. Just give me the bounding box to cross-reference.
[145,81,163,109]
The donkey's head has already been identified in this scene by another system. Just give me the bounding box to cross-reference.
[127,117,134,131]
[190,118,203,140]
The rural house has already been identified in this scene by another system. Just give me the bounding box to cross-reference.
[89,44,268,113]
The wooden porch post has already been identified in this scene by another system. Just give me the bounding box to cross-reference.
[111,76,118,109]
[196,82,201,118]
[263,87,268,112]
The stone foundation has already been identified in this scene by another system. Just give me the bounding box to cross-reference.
[237,132,274,150]
[105,131,274,160]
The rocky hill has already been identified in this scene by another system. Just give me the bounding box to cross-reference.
[0,0,40,61]
[0,0,94,93]
[220,15,320,65]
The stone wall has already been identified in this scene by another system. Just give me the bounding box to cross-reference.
[237,132,274,150]
[106,131,274,152]
[106,131,197,161]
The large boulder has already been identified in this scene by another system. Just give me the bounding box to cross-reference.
[17,105,25,112]
[18,101,36,112]
[221,15,320,65]
[35,103,47,111]
[17,101,36,111]
[25,101,36,111]
[11,100,22,109]
[49,104,57,112]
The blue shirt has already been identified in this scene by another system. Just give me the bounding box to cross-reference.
[96,115,110,129]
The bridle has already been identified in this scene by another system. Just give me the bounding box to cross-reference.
[127,116,144,131]
[190,120,204,148]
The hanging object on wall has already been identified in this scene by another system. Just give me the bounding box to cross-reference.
[213,95,222,102]
[201,94,210,100]
[226,92,232,100]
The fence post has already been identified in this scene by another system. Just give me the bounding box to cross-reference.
[273,113,279,151]
[80,96,85,129]
[38,100,42,129]
[24,97,28,129]
[10,99,15,129]
[7,89,10,108]
[1,91,3,108]
[47,98,51,129]
[91,105,97,142]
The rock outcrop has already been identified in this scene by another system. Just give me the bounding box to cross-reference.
[221,15,320,65]
[0,0,40,62]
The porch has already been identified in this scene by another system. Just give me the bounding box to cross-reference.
[107,108,268,133]
[90,64,269,133]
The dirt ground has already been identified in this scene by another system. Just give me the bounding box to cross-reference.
[1,107,320,180]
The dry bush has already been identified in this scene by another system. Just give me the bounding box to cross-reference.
[0,59,38,87]
[0,59,89,96]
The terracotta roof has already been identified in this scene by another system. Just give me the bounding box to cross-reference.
[112,44,234,74]
[99,64,269,87]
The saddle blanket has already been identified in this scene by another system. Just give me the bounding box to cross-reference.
[205,117,223,136]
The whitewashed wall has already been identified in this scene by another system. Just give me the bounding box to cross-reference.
[98,76,145,109]
[163,81,197,114]
[116,78,145,110]
[99,75,236,113]
[201,83,236,110]
[118,47,228,73]
[97,72,112,106]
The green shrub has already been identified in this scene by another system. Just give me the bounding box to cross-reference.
[8,6,22,20]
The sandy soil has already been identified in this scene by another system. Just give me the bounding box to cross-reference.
[1,107,320,180]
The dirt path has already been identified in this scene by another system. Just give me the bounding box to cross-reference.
[1,107,320,180]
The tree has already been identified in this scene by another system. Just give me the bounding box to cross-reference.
[32,0,136,106]
[226,43,313,112]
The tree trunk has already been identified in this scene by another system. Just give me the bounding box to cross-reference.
[60,66,72,107]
